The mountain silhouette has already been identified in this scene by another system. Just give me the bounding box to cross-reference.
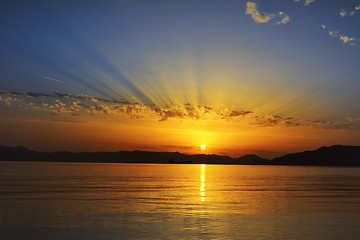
[271,145,360,166]
[0,145,360,166]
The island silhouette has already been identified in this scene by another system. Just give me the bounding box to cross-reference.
[1,145,360,166]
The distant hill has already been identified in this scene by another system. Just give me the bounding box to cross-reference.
[271,145,360,166]
[0,145,267,165]
[1,145,360,166]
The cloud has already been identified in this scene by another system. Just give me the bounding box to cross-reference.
[249,113,359,130]
[340,4,360,17]
[163,145,197,150]
[0,95,16,106]
[340,9,347,17]
[49,100,68,113]
[0,90,254,121]
[294,0,316,6]
[304,0,315,6]
[228,110,253,117]
[2,90,360,130]
[0,117,86,124]
[42,75,65,84]
[245,2,290,25]
[0,91,131,105]
[339,35,355,44]
[276,12,290,25]
[321,26,356,46]
[245,2,276,23]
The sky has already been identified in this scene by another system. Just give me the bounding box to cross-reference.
[0,0,360,158]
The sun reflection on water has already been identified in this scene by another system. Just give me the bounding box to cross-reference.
[200,164,205,201]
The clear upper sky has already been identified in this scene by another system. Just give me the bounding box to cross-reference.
[0,0,359,158]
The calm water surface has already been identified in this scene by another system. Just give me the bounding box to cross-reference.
[1,162,360,239]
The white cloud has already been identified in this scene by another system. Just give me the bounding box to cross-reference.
[42,75,66,84]
[340,9,347,17]
[340,35,355,44]
[245,2,275,23]
[246,2,290,25]
[322,26,356,46]
[294,0,316,6]
[304,0,316,6]
[340,4,360,17]
[276,14,290,25]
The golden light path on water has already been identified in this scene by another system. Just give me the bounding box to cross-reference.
[200,164,206,202]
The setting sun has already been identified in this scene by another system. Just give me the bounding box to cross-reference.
[201,145,206,150]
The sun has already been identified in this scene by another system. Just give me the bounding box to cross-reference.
[201,145,206,150]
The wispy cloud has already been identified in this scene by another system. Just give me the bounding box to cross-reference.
[245,2,290,25]
[0,116,87,124]
[276,12,290,25]
[1,90,360,130]
[0,90,253,121]
[0,91,131,105]
[250,113,360,130]
[294,0,316,6]
[339,5,360,17]
[321,25,356,46]
[339,9,347,17]
[304,0,316,6]
[246,2,275,23]
[42,75,66,84]
[0,95,16,106]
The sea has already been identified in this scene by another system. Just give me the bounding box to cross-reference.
[1,161,360,240]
